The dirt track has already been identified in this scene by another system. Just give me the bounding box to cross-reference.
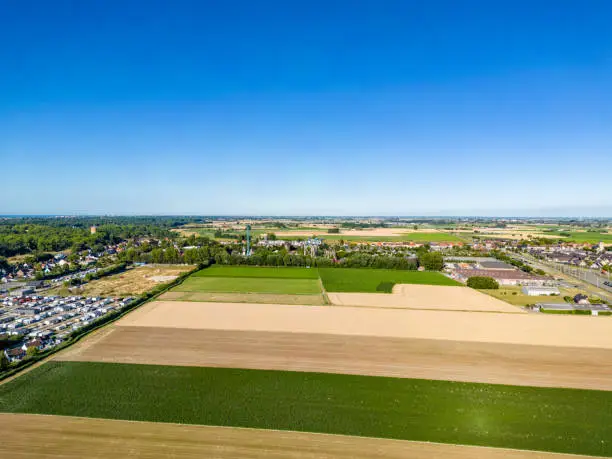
[0,413,596,459]
[328,284,522,313]
[58,326,612,390]
[119,301,612,349]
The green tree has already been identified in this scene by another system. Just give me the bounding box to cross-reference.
[26,346,39,358]
[0,352,9,370]
[466,276,499,289]
[418,252,444,271]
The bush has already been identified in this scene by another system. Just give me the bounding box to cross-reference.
[327,228,340,234]
[376,282,395,293]
[467,276,499,289]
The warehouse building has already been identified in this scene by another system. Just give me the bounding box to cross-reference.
[521,286,561,296]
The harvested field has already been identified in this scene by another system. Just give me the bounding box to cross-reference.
[118,301,612,348]
[174,277,321,294]
[51,265,195,296]
[59,326,612,391]
[328,284,522,313]
[2,414,594,459]
[3,361,612,456]
[159,291,326,305]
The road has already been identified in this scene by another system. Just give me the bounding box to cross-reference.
[515,253,612,304]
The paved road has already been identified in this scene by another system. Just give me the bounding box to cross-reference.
[515,253,612,304]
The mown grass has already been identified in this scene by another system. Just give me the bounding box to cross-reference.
[319,268,460,292]
[174,276,321,295]
[1,362,611,457]
[193,266,319,279]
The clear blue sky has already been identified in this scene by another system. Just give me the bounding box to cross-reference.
[2,0,611,216]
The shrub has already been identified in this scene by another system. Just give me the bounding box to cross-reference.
[376,282,395,293]
[467,276,499,289]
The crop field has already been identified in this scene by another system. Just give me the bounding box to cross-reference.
[174,276,321,295]
[159,291,326,305]
[1,361,611,457]
[117,301,612,348]
[564,231,612,243]
[328,284,522,313]
[319,268,460,292]
[4,414,588,459]
[193,266,320,279]
[58,326,612,391]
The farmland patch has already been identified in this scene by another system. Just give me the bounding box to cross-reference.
[2,361,612,456]
[58,327,612,391]
[319,268,460,292]
[173,277,321,295]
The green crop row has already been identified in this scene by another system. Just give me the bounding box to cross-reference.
[1,361,611,457]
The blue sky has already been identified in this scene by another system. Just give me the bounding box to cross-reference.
[2,0,611,216]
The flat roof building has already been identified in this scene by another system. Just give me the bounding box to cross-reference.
[521,286,560,296]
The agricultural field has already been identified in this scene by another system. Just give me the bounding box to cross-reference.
[159,291,326,305]
[174,276,321,295]
[193,266,320,279]
[312,233,465,243]
[4,414,581,459]
[563,231,612,243]
[328,284,522,313]
[58,326,612,391]
[164,265,324,303]
[2,361,612,457]
[319,268,461,292]
[118,301,612,348]
[47,264,195,297]
[5,261,612,457]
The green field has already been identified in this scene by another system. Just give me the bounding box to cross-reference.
[193,266,319,279]
[319,268,460,292]
[175,276,321,295]
[1,361,611,457]
[564,232,612,243]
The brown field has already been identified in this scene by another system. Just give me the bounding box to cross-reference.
[118,300,612,348]
[159,290,326,305]
[49,264,195,296]
[328,284,522,313]
[59,326,612,391]
[0,414,596,459]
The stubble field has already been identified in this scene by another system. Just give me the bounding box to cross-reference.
[2,413,595,459]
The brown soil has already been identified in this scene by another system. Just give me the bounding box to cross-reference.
[0,413,595,459]
[118,301,612,349]
[58,326,612,391]
[159,291,326,305]
[328,285,522,313]
[49,265,195,297]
